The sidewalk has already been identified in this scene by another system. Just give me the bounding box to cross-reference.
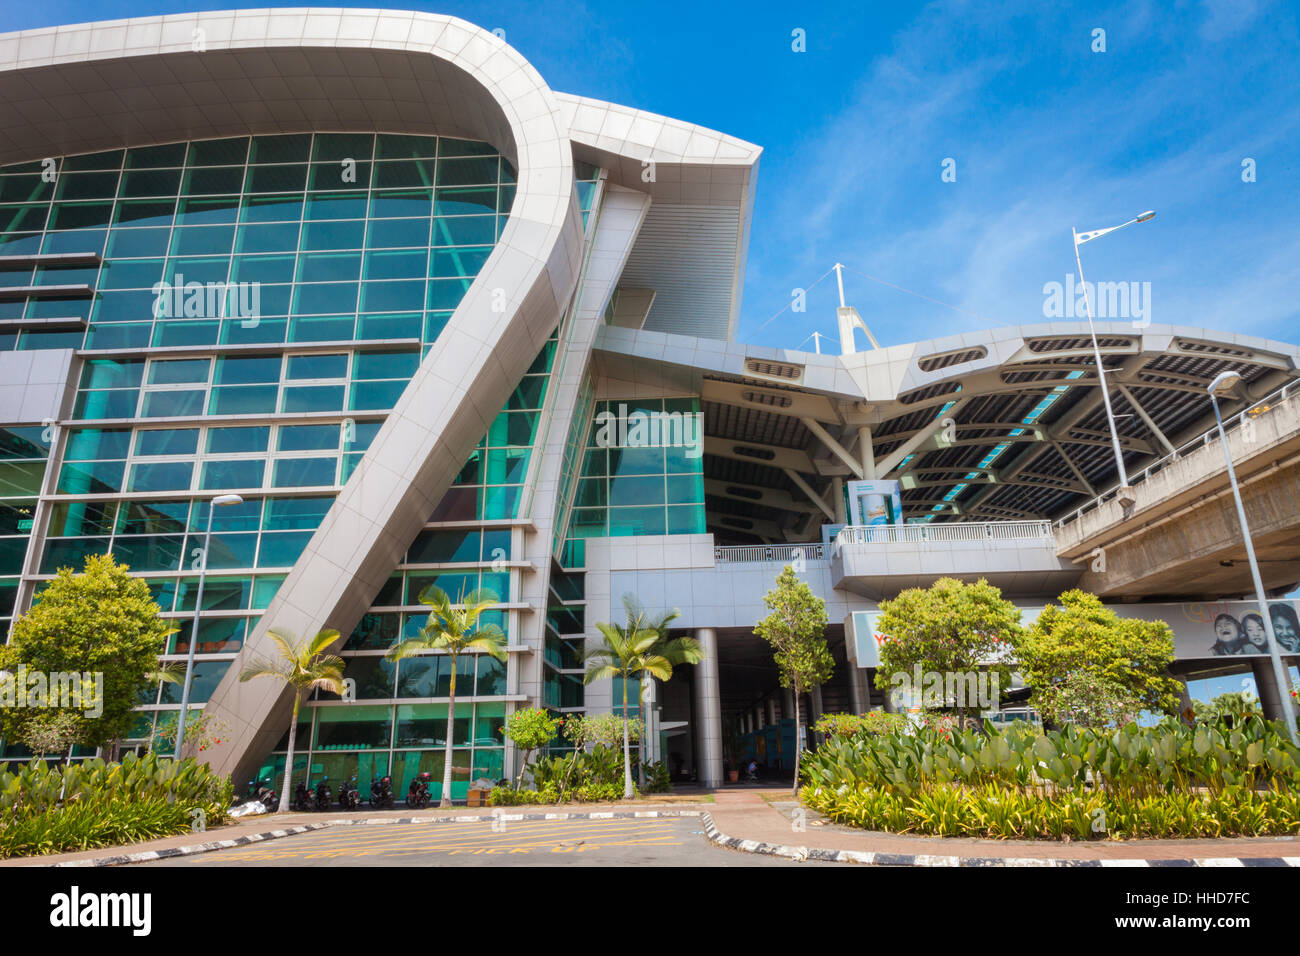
[5,788,1299,866]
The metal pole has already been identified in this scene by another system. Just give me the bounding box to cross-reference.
[173,502,214,758]
[1073,229,1132,510]
[834,263,846,309]
[1210,394,1299,743]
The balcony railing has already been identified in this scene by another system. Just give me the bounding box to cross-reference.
[713,543,825,564]
[833,520,1055,551]
[1055,380,1300,531]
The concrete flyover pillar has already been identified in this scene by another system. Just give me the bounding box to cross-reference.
[1251,658,1286,722]
[847,667,863,714]
[766,698,778,726]
[694,628,723,787]
[783,687,795,720]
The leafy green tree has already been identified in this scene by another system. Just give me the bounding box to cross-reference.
[19,711,83,758]
[1035,670,1143,730]
[0,553,174,751]
[618,595,701,786]
[754,565,833,794]
[873,577,1021,724]
[502,707,560,790]
[239,628,344,813]
[584,615,681,800]
[1017,589,1181,720]
[387,587,506,807]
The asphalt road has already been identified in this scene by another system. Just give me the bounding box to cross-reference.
[139,817,826,867]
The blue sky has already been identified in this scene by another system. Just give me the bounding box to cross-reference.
[3,0,1298,353]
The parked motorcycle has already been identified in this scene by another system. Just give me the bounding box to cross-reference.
[338,777,361,810]
[369,775,394,809]
[314,776,333,812]
[406,772,432,809]
[292,781,316,812]
[251,778,280,813]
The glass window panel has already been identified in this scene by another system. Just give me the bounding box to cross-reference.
[147,358,211,385]
[176,196,239,225]
[71,389,138,420]
[430,214,497,246]
[360,279,424,313]
[230,254,295,284]
[312,133,375,162]
[207,385,278,415]
[0,175,52,204]
[666,473,704,504]
[277,424,339,452]
[281,385,345,413]
[111,533,185,572]
[106,225,170,257]
[272,457,337,488]
[127,461,193,492]
[429,486,478,522]
[252,575,284,609]
[433,186,497,216]
[375,134,438,159]
[151,320,219,349]
[215,355,281,384]
[205,425,268,454]
[352,349,418,380]
[365,217,429,248]
[436,157,499,186]
[181,165,245,195]
[368,190,432,219]
[395,657,440,698]
[63,425,132,460]
[240,195,303,223]
[117,499,189,535]
[293,281,357,315]
[56,171,120,200]
[348,380,405,411]
[250,134,311,165]
[125,143,187,168]
[608,506,666,536]
[406,529,481,564]
[263,496,332,531]
[357,312,422,340]
[666,504,705,534]
[482,485,521,520]
[299,218,365,251]
[430,246,492,278]
[234,221,301,252]
[46,500,117,537]
[0,204,49,232]
[141,389,205,418]
[426,278,473,311]
[119,168,181,198]
[313,703,393,747]
[285,353,347,381]
[84,323,150,350]
[201,531,259,570]
[296,251,361,283]
[187,137,249,167]
[245,164,307,194]
[42,229,107,255]
[373,159,436,189]
[303,193,368,221]
[134,428,199,456]
[169,224,235,256]
[40,537,111,574]
[176,576,252,612]
[288,315,354,343]
[200,458,264,490]
[362,249,426,280]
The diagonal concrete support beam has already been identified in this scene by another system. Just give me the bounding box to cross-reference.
[781,468,836,520]
[801,417,864,479]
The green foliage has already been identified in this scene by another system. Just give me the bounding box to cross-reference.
[240,626,344,809]
[643,760,673,794]
[488,781,632,806]
[814,711,912,739]
[491,743,639,805]
[873,577,1020,719]
[0,553,174,748]
[1035,670,1144,730]
[800,717,1300,799]
[1018,589,1181,719]
[560,712,643,748]
[802,782,1300,841]
[0,752,233,858]
[1193,691,1262,726]
[754,566,833,695]
[502,707,561,790]
[18,711,84,757]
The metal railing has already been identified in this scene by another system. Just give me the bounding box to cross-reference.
[833,520,1055,551]
[1055,380,1300,531]
[713,543,825,564]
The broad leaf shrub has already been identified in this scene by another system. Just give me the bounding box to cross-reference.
[489,744,641,805]
[0,752,233,858]
[799,716,1300,840]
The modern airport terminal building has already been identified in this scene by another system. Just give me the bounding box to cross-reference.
[1,9,1298,795]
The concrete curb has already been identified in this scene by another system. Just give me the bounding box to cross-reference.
[24,810,707,867]
[697,814,1300,868]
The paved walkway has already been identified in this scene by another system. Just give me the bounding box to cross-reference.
[4,788,1299,866]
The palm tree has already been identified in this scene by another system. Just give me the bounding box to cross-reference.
[239,628,344,813]
[585,604,700,799]
[618,595,701,787]
[386,586,506,808]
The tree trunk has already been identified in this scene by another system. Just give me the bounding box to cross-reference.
[637,681,647,790]
[441,656,457,808]
[792,688,802,797]
[622,675,633,799]
[279,693,300,813]
[514,748,531,791]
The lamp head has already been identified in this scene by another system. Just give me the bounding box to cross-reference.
[212,494,244,507]
[1136,210,1156,223]
[1208,370,1242,397]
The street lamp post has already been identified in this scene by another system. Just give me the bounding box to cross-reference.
[173,493,243,758]
[1207,371,1299,744]
[1072,210,1155,517]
